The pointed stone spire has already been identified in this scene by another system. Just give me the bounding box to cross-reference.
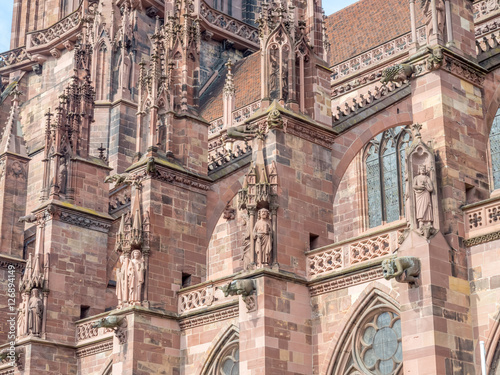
[115,214,126,251]
[0,87,27,156]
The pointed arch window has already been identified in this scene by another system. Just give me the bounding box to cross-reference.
[203,328,239,375]
[489,110,500,190]
[364,127,412,228]
[329,291,403,375]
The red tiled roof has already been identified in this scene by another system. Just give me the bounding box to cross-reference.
[326,0,423,66]
[200,52,261,122]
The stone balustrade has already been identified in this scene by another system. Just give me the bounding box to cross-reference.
[463,196,500,246]
[0,47,31,69]
[75,316,114,344]
[178,278,237,314]
[199,0,259,48]
[330,27,426,82]
[25,0,98,56]
[306,224,404,279]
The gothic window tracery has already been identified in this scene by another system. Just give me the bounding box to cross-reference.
[329,292,403,375]
[489,110,500,190]
[364,127,412,228]
[203,328,239,375]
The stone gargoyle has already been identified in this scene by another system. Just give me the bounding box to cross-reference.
[219,279,256,298]
[92,315,128,344]
[380,63,415,84]
[104,173,130,186]
[91,315,125,329]
[381,256,421,285]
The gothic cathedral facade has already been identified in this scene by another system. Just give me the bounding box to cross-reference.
[0,0,499,374]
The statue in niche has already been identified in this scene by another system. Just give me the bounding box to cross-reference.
[253,208,272,266]
[413,164,434,229]
[57,157,68,195]
[17,297,26,336]
[241,214,252,269]
[116,254,129,308]
[28,288,43,335]
[269,55,279,100]
[128,250,144,304]
[421,0,445,40]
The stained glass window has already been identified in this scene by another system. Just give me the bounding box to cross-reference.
[490,112,500,190]
[364,127,412,228]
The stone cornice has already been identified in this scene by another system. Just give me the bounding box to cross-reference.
[128,160,212,191]
[308,264,385,297]
[464,230,500,247]
[0,254,25,272]
[179,305,239,330]
[32,200,113,232]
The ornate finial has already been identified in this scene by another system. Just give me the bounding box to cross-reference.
[223,60,235,97]
[412,123,422,139]
[98,143,107,160]
[10,86,22,103]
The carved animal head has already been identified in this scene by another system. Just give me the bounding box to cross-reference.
[91,316,123,329]
[381,259,396,280]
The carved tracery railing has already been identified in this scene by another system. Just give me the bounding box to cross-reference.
[330,27,426,81]
[178,278,237,314]
[0,47,31,69]
[199,1,259,48]
[306,225,404,278]
[75,317,114,343]
[463,196,500,246]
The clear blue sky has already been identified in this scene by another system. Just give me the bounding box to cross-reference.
[0,0,358,52]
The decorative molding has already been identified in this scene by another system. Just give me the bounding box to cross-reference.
[332,81,406,124]
[133,165,211,191]
[179,306,239,330]
[0,256,25,272]
[473,0,500,21]
[464,230,500,246]
[75,341,113,358]
[309,268,384,297]
[32,203,112,232]
[443,55,485,86]
[59,211,111,232]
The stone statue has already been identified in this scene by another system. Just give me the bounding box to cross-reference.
[17,297,26,336]
[241,214,252,269]
[28,288,43,335]
[382,256,421,285]
[116,255,128,307]
[127,250,144,304]
[253,208,272,266]
[413,165,434,229]
[421,0,445,40]
[57,158,68,194]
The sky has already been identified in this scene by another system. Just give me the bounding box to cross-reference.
[0,0,359,53]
